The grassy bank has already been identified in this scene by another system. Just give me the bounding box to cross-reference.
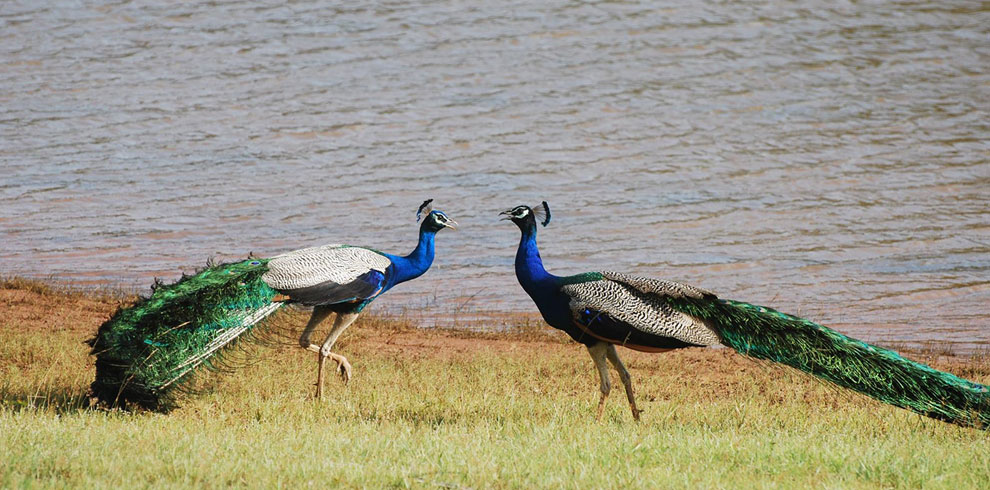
[2,279,989,488]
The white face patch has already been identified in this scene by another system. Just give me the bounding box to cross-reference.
[429,211,457,229]
[512,207,530,219]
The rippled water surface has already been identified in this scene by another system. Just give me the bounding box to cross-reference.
[2,1,988,351]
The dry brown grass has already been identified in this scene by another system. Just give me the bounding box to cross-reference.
[3,278,990,488]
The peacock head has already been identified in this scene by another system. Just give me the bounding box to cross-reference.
[417,199,457,232]
[499,201,551,230]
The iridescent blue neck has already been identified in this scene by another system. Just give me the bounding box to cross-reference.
[388,228,436,285]
[515,222,556,289]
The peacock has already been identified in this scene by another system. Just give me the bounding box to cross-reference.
[89,199,456,411]
[501,202,990,429]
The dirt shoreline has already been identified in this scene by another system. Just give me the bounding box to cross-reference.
[3,276,986,385]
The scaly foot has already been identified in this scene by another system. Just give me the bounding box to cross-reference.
[630,406,642,422]
[310,344,353,384]
[325,352,352,384]
[312,348,352,399]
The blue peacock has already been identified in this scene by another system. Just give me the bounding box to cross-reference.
[89,199,456,410]
[501,201,990,429]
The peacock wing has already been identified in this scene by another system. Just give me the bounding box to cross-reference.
[560,271,722,350]
[261,244,393,306]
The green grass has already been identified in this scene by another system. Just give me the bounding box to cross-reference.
[2,279,990,488]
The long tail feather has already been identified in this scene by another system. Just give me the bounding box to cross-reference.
[88,258,283,411]
[672,297,990,429]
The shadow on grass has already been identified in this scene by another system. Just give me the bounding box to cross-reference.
[339,406,515,429]
[0,385,93,415]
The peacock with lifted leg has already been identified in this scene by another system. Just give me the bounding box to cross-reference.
[89,199,456,411]
[501,202,990,429]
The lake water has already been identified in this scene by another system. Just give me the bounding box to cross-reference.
[2,1,988,352]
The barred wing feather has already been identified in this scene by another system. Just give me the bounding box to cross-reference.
[561,271,722,349]
[262,245,392,306]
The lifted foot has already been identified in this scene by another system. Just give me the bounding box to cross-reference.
[326,352,352,384]
[313,346,353,399]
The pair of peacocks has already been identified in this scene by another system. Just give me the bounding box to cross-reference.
[89,200,990,429]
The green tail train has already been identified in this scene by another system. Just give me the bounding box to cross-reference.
[671,297,990,428]
[88,258,284,411]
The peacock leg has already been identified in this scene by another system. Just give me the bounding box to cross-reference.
[316,353,352,399]
[587,342,611,420]
[314,312,360,397]
[316,352,327,399]
[300,305,335,351]
[605,344,641,421]
[300,306,336,399]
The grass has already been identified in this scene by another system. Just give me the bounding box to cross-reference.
[2,279,990,488]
